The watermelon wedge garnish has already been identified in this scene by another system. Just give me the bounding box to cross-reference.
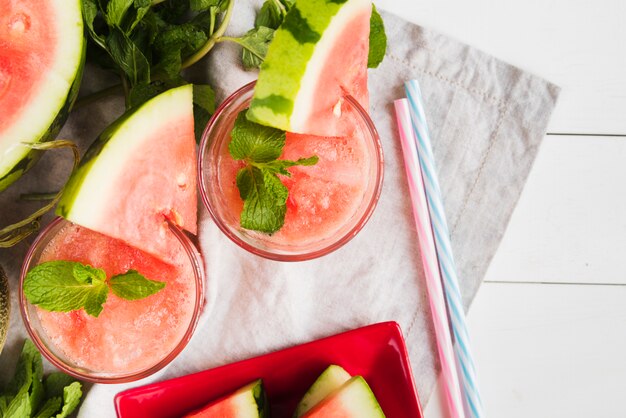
[0,0,85,191]
[57,85,197,262]
[184,380,268,418]
[247,0,372,137]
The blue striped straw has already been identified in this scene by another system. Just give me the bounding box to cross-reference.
[404,79,485,418]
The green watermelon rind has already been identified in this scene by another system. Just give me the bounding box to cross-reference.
[0,265,9,354]
[56,85,194,221]
[247,0,370,132]
[0,0,86,192]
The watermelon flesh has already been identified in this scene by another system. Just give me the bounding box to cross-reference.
[184,380,268,417]
[248,0,371,137]
[0,0,85,191]
[301,376,385,418]
[57,86,197,262]
[35,222,197,374]
[295,365,352,417]
[217,110,371,248]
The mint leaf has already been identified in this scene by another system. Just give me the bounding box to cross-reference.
[44,374,75,399]
[110,270,166,300]
[23,261,109,318]
[190,0,224,12]
[229,26,275,70]
[229,110,318,233]
[368,5,387,68]
[193,83,216,142]
[33,397,61,418]
[237,167,288,233]
[260,156,319,176]
[72,264,106,285]
[82,0,107,49]
[4,391,30,418]
[106,0,134,27]
[230,111,285,162]
[255,0,284,29]
[106,27,151,85]
[54,382,82,418]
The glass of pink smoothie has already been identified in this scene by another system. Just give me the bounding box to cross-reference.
[19,217,205,383]
[198,81,383,261]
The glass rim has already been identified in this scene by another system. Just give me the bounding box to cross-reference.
[198,81,384,262]
[19,217,206,384]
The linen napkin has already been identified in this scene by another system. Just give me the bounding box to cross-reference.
[0,1,559,415]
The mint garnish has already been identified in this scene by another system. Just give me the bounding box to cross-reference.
[368,5,387,68]
[0,340,84,418]
[110,270,165,300]
[23,261,166,318]
[229,110,318,234]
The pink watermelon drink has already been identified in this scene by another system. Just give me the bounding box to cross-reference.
[199,82,383,261]
[19,217,204,382]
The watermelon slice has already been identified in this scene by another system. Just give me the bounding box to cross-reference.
[0,0,85,191]
[184,380,268,418]
[56,85,197,262]
[247,0,371,136]
[301,376,385,418]
[294,365,352,417]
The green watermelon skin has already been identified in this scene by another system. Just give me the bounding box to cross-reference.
[56,85,198,262]
[0,0,87,192]
[0,42,85,191]
[247,0,371,136]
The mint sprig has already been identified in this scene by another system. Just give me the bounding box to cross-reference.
[23,261,166,318]
[229,110,318,234]
[368,5,387,68]
[0,340,83,418]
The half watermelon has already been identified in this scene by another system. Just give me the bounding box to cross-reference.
[0,0,85,191]
[247,0,372,137]
[56,85,197,262]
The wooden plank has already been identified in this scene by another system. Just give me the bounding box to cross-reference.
[424,282,626,418]
[485,135,626,285]
[378,0,626,134]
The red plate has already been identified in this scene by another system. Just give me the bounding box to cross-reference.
[115,321,423,417]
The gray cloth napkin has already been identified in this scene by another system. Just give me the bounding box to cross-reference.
[0,2,559,415]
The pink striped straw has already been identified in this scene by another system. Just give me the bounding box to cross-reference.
[394,99,466,418]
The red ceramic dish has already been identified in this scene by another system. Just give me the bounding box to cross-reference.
[115,322,423,417]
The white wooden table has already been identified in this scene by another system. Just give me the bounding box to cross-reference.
[378,1,626,417]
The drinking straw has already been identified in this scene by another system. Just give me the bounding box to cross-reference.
[394,99,466,418]
[404,80,485,418]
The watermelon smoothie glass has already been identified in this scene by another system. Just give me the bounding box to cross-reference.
[19,217,204,383]
[199,81,383,261]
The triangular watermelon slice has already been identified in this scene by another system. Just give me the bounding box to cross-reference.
[0,0,85,191]
[184,380,268,417]
[57,85,197,262]
[301,376,385,418]
[247,0,372,137]
[294,365,352,417]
